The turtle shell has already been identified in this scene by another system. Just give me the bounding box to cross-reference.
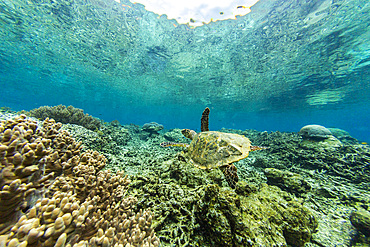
[183,131,252,169]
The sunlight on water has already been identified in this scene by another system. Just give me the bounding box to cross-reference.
[0,0,369,140]
[126,0,259,27]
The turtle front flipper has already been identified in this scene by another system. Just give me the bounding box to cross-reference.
[201,107,210,132]
[220,164,239,189]
[160,142,189,148]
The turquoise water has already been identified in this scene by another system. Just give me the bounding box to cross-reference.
[0,0,369,141]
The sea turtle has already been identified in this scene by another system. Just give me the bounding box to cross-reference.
[160,107,267,188]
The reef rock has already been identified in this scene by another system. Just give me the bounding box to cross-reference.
[142,122,164,133]
[264,168,311,194]
[196,183,318,246]
[163,128,185,142]
[350,208,370,237]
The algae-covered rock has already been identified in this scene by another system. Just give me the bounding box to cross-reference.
[264,168,311,194]
[350,208,370,237]
[328,127,350,139]
[235,180,258,197]
[196,183,317,246]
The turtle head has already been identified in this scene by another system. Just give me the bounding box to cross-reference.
[181,129,197,140]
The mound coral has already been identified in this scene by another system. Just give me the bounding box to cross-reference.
[0,115,159,246]
[298,124,333,140]
[142,122,163,133]
[26,105,101,131]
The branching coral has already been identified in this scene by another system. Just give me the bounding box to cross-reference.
[0,115,57,233]
[0,115,160,246]
[25,105,101,131]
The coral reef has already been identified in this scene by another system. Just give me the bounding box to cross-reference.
[0,106,12,113]
[0,114,60,233]
[61,123,131,155]
[100,124,131,147]
[25,105,101,131]
[0,115,159,246]
[6,112,367,246]
[109,119,121,128]
[137,122,164,141]
[129,127,368,246]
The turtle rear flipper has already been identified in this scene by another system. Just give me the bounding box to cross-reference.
[201,107,210,132]
[220,164,239,189]
[160,142,189,148]
[250,145,269,151]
